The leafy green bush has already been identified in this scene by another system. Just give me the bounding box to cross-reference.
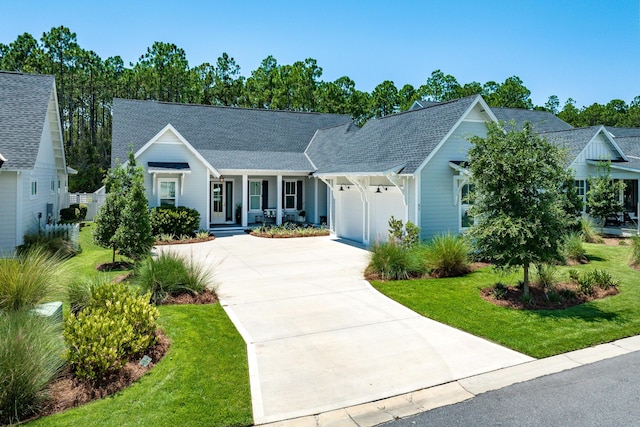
[423,233,471,278]
[64,282,159,380]
[631,236,640,266]
[251,224,330,237]
[563,232,587,263]
[0,311,65,425]
[150,206,200,237]
[70,203,88,221]
[133,251,214,304]
[68,276,108,315]
[0,247,64,312]
[61,204,88,222]
[388,216,420,248]
[367,241,424,280]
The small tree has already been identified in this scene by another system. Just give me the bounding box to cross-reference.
[468,122,576,297]
[114,161,154,262]
[93,166,127,263]
[93,150,153,264]
[587,161,625,228]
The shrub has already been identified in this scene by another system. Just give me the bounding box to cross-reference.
[562,232,586,263]
[0,248,64,312]
[388,216,420,248]
[68,276,108,315]
[491,282,508,300]
[367,241,424,280]
[631,236,640,266]
[196,230,211,239]
[580,217,602,243]
[423,233,471,278]
[535,263,557,290]
[133,251,214,304]
[61,204,88,223]
[18,232,77,258]
[64,281,159,380]
[150,206,200,237]
[69,203,88,221]
[0,311,65,425]
[568,268,618,295]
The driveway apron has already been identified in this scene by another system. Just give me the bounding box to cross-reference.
[163,234,533,424]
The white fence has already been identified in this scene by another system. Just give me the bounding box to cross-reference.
[41,223,80,251]
[67,192,106,221]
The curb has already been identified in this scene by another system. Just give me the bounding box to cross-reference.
[258,335,640,427]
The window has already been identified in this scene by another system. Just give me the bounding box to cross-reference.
[249,181,262,211]
[284,181,296,210]
[50,178,55,193]
[460,183,474,228]
[30,180,38,198]
[158,179,178,207]
[575,180,587,212]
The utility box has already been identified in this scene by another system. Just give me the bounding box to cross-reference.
[32,301,63,323]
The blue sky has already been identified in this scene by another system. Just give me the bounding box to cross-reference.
[1,0,639,107]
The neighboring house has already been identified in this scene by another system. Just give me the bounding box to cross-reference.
[112,95,640,245]
[0,71,69,253]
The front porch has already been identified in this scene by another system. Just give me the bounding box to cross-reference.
[207,173,328,229]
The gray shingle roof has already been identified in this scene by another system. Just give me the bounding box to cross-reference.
[112,99,352,171]
[0,72,54,170]
[614,136,640,158]
[307,96,480,175]
[541,126,626,165]
[606,126,640,138]
[493,107,573,133]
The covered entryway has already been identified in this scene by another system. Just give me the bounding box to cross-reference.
[210,180,234,224]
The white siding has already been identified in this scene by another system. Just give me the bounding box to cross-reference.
[137,135,210,230]
[21,114,63,240]
[0,172,18,253]
[420,120,487,241]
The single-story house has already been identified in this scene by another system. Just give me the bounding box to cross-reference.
[0,71,69,253]
[112,95,640,245]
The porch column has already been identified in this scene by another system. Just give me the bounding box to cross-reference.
[276,174,283,225]
[314,178,319,224]
[242,174,248,227]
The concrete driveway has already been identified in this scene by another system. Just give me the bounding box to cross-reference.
[164,234,533,425]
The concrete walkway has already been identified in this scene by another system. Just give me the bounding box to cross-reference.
[164,234,533,425]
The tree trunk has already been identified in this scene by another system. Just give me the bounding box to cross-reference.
[523,263,530,297]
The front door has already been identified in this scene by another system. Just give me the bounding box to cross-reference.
[211,182,225,224]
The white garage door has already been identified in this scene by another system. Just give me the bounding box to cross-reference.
[370,188,405,243]
[335,189,363,242]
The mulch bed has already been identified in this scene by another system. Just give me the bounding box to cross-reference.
[250,230,330,238]
[154,235,216,246]
[162,289,218,304]
[481,281,619,310]
[96,260,133,271]
[39,330,170,418]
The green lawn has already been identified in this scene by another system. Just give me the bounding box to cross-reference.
[63,222,129,282]
[28,224,252,427]
[372,243,640,358]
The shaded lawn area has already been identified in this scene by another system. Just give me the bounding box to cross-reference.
[372,243,640,359]
[29,304,252,427]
